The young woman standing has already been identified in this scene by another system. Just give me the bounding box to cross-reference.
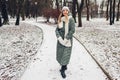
[55,6,75,78]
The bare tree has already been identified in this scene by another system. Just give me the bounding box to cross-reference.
[112,0,116,24]
[110,0,113,25]
[0,0,2,26]
[100,0,104,17]
[15,0,24,25]
[116,0,120,21]
[1,0,9,25]
[86,0,90,21]
[72,0,77,22]
[106,0,110,20]
[63,0,66,6]
[0,12,2,26]
[77,0,84,27]
[56,0,60,11]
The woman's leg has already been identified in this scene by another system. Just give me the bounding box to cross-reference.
[61,65,67,70]
[60,65,67,78]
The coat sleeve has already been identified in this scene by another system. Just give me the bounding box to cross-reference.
[66,18,75,40]
[55,27,60,38]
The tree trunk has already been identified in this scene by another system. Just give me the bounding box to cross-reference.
[25,0,30,18]
[106,0,110,20]
[22,1,25,21]
[110,0,113,25]
[15,0,23,25]
[15,6,21,25]
[86,0,90,21]
[56,0,59,11]
[116,0,120,21]
[112,0,116,24]
[72,0,77,22]
[77,0,84,27]
[1,0,9,25]
[0,16,2,27]
[0,0,2,26]
[91,8,93,19]
[63,0,66,6]
[13,0,17,18]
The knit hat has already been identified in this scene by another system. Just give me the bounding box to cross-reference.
[62,6,70,12]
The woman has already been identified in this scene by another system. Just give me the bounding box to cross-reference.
[55,6,75,78]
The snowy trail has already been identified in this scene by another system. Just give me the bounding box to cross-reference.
[21,21,107,80]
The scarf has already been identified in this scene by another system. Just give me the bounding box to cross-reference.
[57,16,72,47]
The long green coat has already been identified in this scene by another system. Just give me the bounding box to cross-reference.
[55,17,75,65]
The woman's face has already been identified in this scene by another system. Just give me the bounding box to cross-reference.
[62,9,69,16]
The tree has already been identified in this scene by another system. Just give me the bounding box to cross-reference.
[25,0,31,18]
[15,0,24,25]
[8,0,17,18]
[63,0,66,6]
[100,0,104,17]
[86,0,90,21]
[55,0,60,21]
[0,16,1,27]
[116,0,120,21]
[0,12,2,26]
[106,0,110,20]
[56,0,60,11]
[109,0,113,25]
[72,0,77,22]
[77,0,84,27]
[1,0,9,25]
[0,0,2,26]
[109,0,116,25]
[112,0,116,24]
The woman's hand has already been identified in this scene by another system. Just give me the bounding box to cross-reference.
[58,13,63,23]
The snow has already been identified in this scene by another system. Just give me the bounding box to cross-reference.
[21,19,107,80]
[0,17,119,80]
[0,23,43,80]
[74,18,120,80]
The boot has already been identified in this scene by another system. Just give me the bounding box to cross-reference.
[60,69,66,78]
[59,65,67,78]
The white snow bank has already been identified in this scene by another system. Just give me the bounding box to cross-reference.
[0,23,43,80]
[75,18,120,80]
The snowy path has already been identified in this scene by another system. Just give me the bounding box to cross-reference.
[21,21,107,80]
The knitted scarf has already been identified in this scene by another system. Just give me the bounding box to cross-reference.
[57,16,72,47]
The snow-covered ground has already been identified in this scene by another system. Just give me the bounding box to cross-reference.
[0,23,43,80]
[21,20,108,80]
[74,18,120,80]
[0,17,119,80]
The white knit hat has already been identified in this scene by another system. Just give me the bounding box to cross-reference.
[62,6,70,12]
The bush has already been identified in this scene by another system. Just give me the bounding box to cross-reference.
[42,8,60,23]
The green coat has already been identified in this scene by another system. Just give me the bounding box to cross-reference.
[55,17,75,65]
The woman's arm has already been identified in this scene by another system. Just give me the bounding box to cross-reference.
[55,27,61,38]
[66,18,75,40]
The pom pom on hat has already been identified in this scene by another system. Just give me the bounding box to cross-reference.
[62,6,70,12]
